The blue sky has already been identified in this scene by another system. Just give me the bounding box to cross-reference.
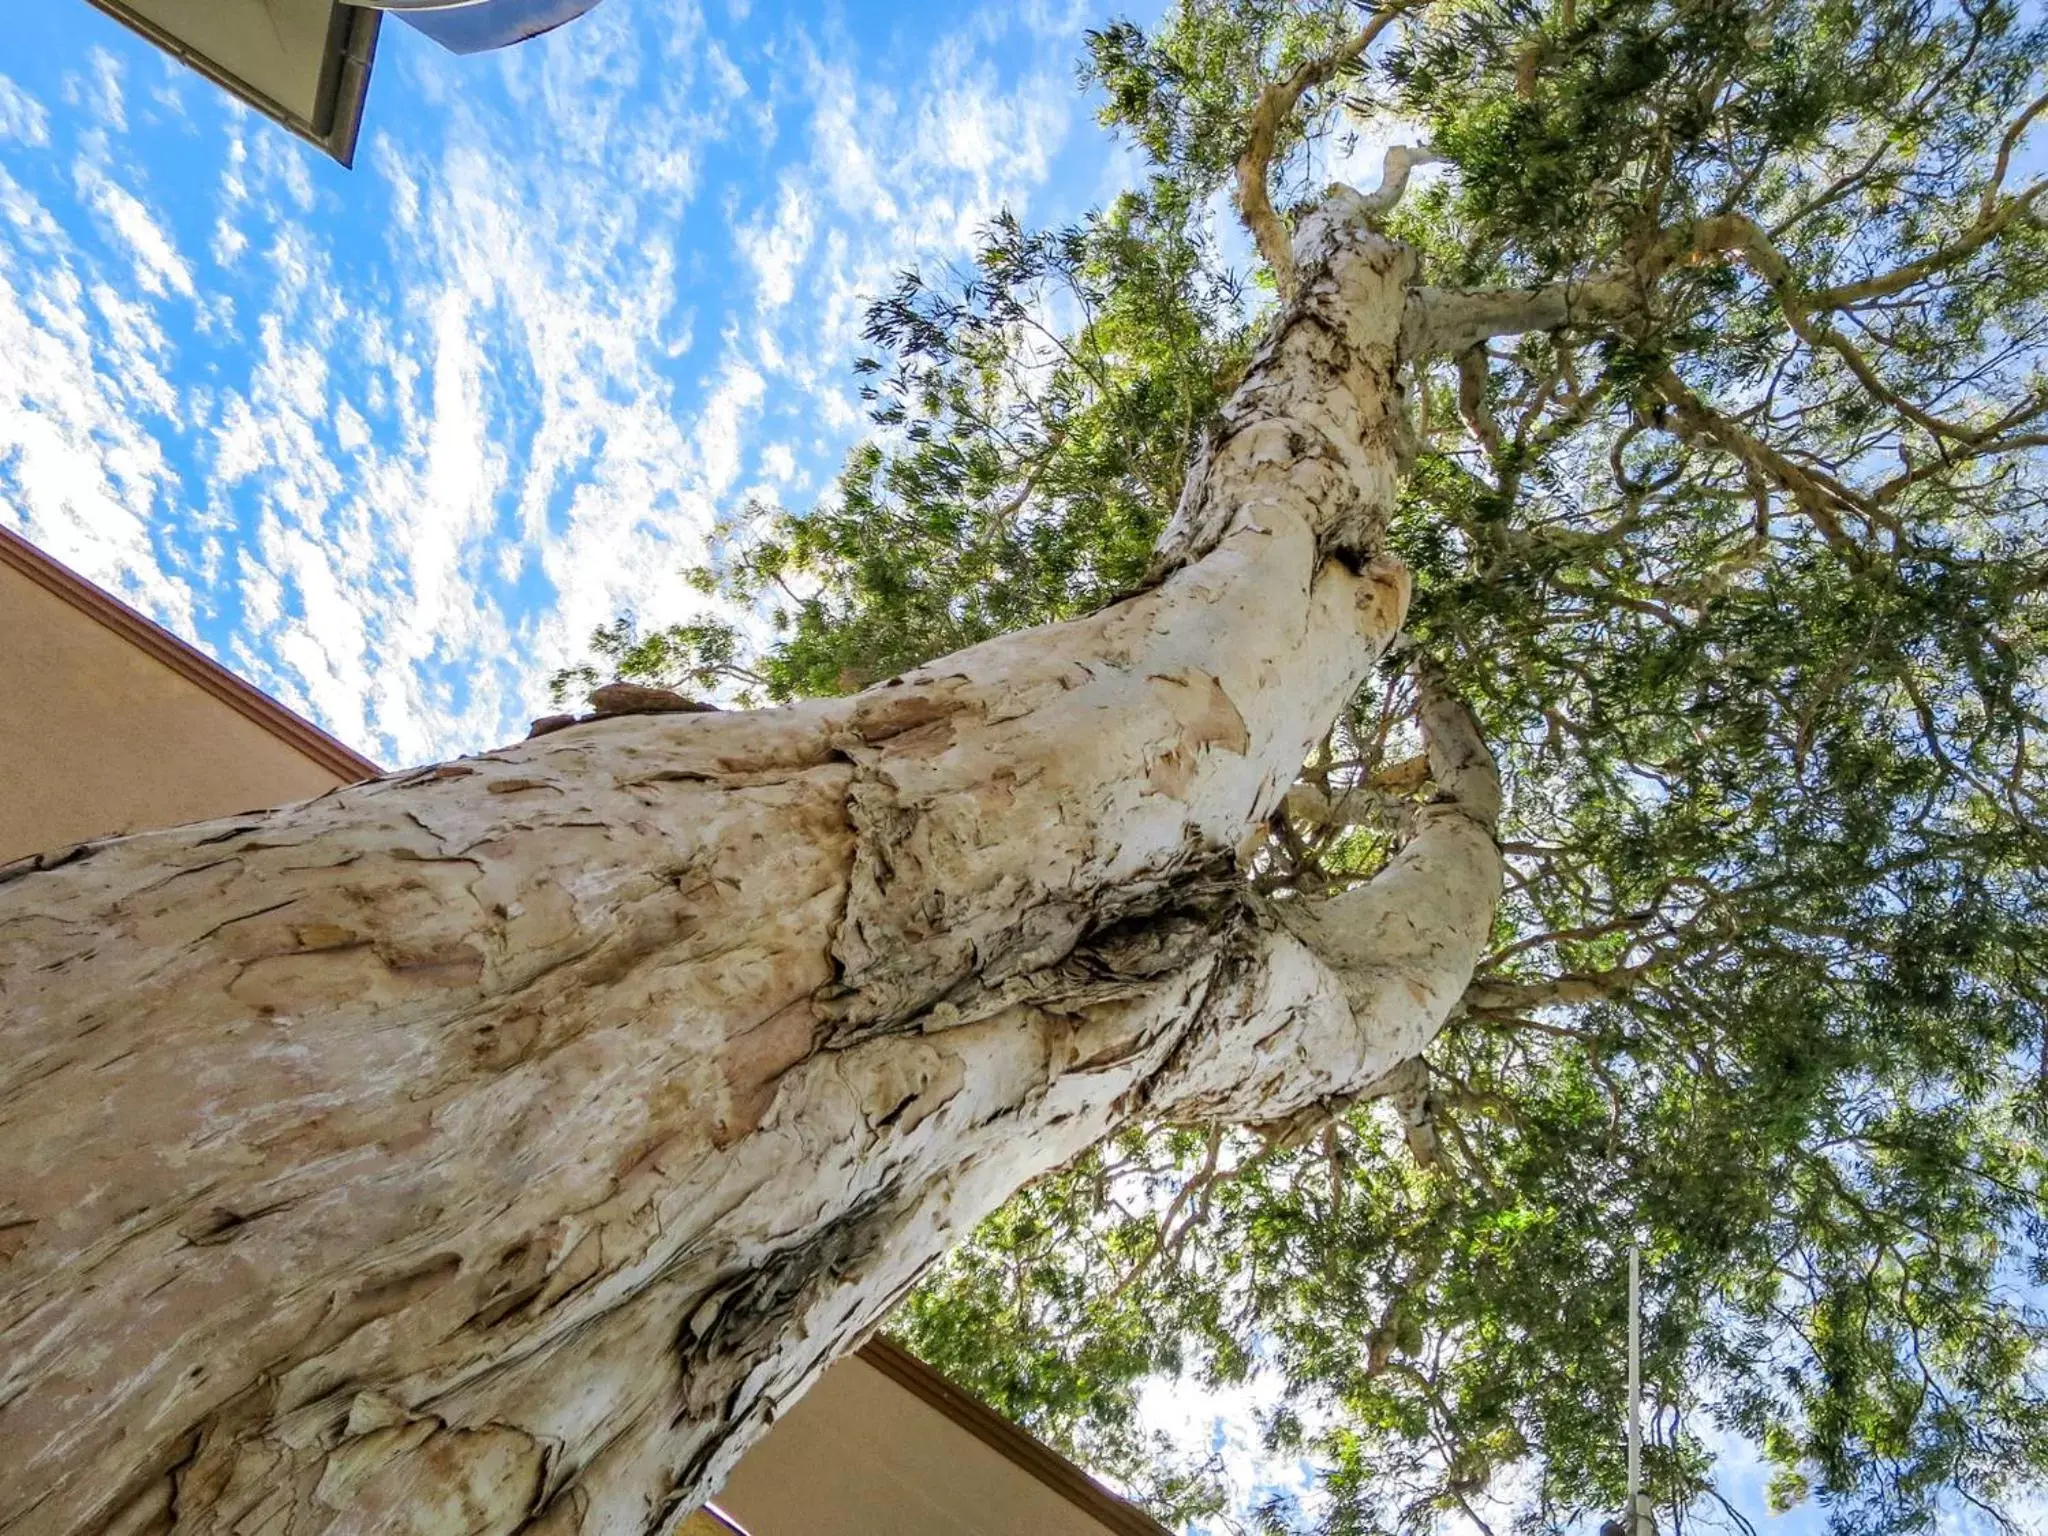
[0,5,2036,1534]
[0,0,1143,768]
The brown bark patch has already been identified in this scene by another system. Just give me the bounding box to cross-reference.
[978,766,1020,813]
[1146,669,1252,756]
[845,684,973,746]
[316,1420,544,1536]
[300,1254,464,1361]
[1349,554,1411,638]
[228,941,485,1013]
[715,999,818,1149]
[179,1200,300,1247]
[0,1217,37,1264]
[292,922,361,951]
[588,683,716,715]
[485,777,557,796]
[468,1011,543,1072]
[858,1039,967,1136]
[1147,745,1198,799]
[1143,669,1251,798]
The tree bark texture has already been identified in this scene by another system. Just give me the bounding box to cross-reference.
[0,213,1501,1536]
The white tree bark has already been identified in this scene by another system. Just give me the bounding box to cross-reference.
[0,209,1501,1536]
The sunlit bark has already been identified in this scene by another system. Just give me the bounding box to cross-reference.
[0,205,1499,1536]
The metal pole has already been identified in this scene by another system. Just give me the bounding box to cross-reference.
[1628,1243,1643,1535]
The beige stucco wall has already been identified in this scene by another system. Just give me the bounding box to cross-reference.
[715,1355,1120,1536]
[0,559,352,864]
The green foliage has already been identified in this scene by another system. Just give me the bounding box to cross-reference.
[548,609,764,707]
[1087,2,1375,190]
[561,185,1251,711]
[568,0,2048,1530]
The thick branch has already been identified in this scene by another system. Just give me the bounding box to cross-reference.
[1818,178,2046,311]
[1648,364,1875,558]
[1357,143,1447,217]
[1411,662,1501,832]
[1403,268,1643,358]
[1402,174,2046,373]
[1186,667,1504,1123]
[1685,212,2041,446]
[1138,664,1500,1140]
[1234,4,1418,301]
[1456,346,1505,458]
[1281,753,1429,828]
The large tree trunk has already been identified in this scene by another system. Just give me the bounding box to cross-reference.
[0,214,1500,1536]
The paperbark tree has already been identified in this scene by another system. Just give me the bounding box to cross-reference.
[557,3,2048,1531]
[0,157,1524,1533]
[7,4,2048,1535]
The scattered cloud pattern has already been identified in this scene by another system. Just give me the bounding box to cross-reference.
[1,0,1105,766]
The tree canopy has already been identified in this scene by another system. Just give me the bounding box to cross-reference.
[562,1,2048,1530]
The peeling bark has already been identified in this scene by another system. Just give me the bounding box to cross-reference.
[0,209,1501,1536]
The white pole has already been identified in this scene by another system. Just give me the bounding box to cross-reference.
[1628,1242,1643,1535]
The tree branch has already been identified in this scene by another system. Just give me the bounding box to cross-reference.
[1235,3,1420,301]
[1403,268,1643,358]
[1357,142,1448,217]
[1684,212,2043,445]
[1411,659,1502,832]
[1281,753,1429,828]
[1402,171,2046,374]
[1162,668,1502,1128]
[1456,346,1505,458]
[1648,364,1877,559]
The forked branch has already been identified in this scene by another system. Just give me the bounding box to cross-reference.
[1279,664,1501,981]
[1403,166,2046,365]
[1235,2,1423,300]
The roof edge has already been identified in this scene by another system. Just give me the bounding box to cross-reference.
[77,1,381,166]
[0,525,384,784]
[856,1338,1177,1536]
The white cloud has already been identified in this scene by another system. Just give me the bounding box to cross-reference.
[736,175,816,310]
[170,5,755,762]
[1,0,1113,770]
[0,75,50,147]
[0,167,193,634]
[921,39,1062,182]
[69,48,126,134]
[704,40,750,105]
[90,50,124,129]
[210,218,247,268]
[804,51,899,223]
[695,356,767,495]
[74,162,196,300]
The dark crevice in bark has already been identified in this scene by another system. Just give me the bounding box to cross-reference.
[0,840,101,888]
[677,1181,908,1385]
[1130,903,1271,1114]
[178,1198,303,1248]
[819,840,1245,1054]
[663,1180,916,1512]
